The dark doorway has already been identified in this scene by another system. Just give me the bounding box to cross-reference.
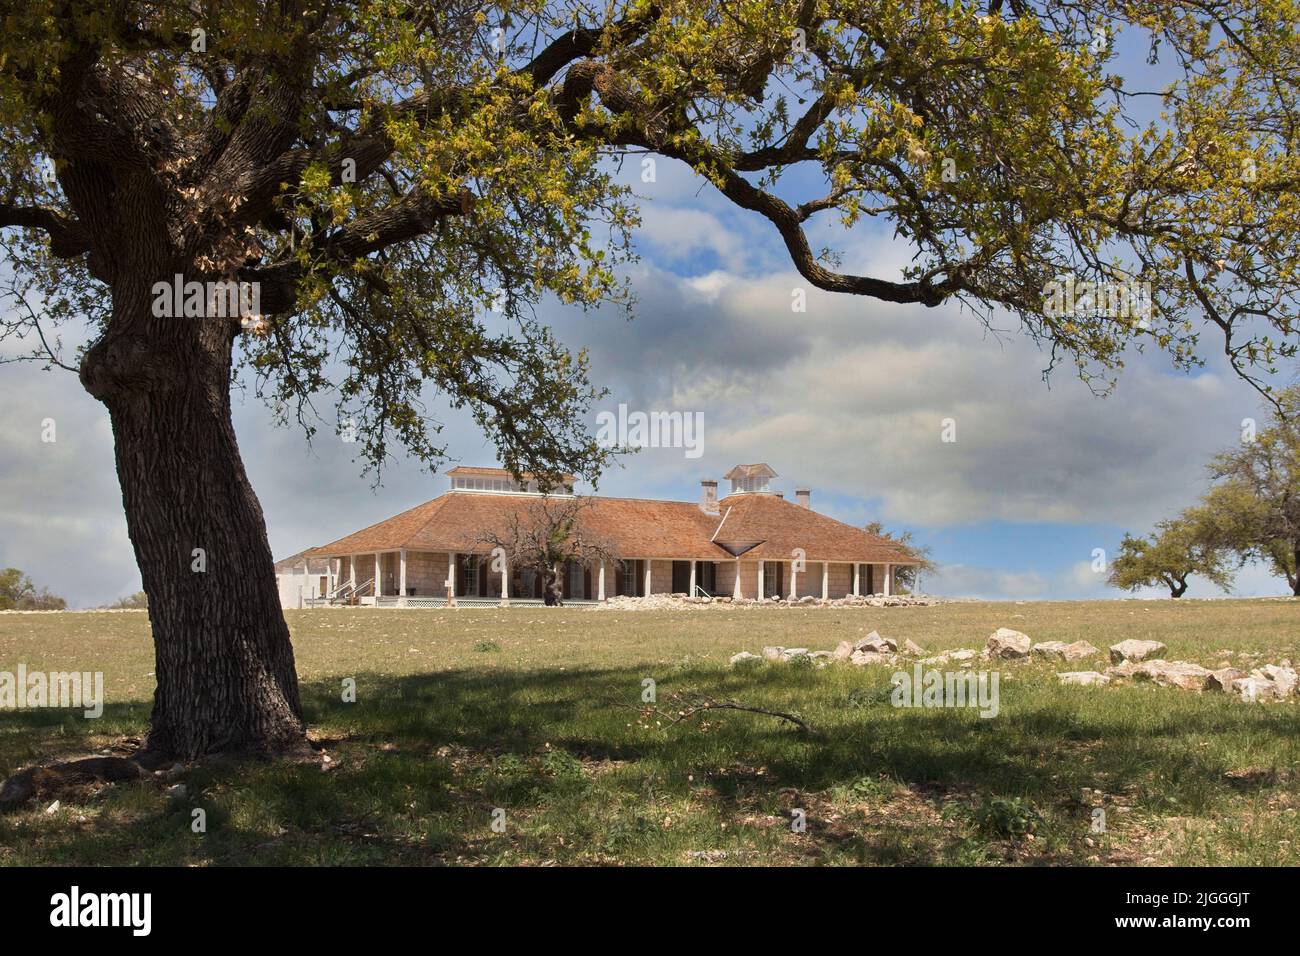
[671,561,691,594]
[694,561,716,596]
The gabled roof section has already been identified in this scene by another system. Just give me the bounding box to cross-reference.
[723,463,778,480]
[273,548,333,573]
[710,494,918,564]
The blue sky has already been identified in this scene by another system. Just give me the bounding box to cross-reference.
[1,21,1294,606]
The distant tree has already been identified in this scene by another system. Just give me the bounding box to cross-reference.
[0,567,68,610]
[863,522,935,592]
[1205,388,1300,596]
[106,591,149,610]
[1108,508,1234,598]
[477,497,616,606]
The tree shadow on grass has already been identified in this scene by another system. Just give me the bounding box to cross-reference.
[5,664,1298,864]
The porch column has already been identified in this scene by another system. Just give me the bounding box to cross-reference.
[789,561,798,600]
[853,563,860,596]
[757,561,765,601]
[733,559,743,600]
[883,563,892,596]
[447,552,456,597]
[500,555,509,606]
[302,560,309,603]
[644,560,652,597]
[349,555,356,590]
[374,552,382,597]
[399,548,407,604]
[688,560,696,596]
[598,562,606,601]
[821,562,829,600]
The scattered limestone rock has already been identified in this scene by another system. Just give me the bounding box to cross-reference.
[1259,665,1298,697]
[918,648,979,667]
[901,639,927,656]
[832,640,854,662]
[1139,661,1214,691]
[1232,676,1280,702]
[1109,639,1167,664]
[1033,640,1100,662]
[850,650,893,667]
[1105,660,1151,680]
[1206,667,1249,692]
[854,631,897,654]
[984,628,1031,660]
[1066,640,1101,661]
[762,646,784,661]
[729,651,762,667]
[1058,671,1111,687]
[1103,659,1212,690]
[780,647,810,661]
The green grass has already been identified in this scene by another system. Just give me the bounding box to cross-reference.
[1,598,1298,865]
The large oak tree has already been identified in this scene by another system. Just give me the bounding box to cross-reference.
[2,1,1297,759]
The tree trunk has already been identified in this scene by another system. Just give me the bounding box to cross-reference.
[543,565,562,606]
[1291,544,1300,596]
[81,291,306,762]
[1170,580,1188,598]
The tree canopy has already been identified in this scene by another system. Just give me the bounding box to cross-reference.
[1108,508,1234,598]
[3,1,1298,481]
[1205,386,1300,594]
[0,567,68,610]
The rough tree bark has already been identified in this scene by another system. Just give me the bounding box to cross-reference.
[80,277,306,762]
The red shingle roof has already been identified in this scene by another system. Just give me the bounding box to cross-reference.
[723,463,778,480]
[309,490,918,564]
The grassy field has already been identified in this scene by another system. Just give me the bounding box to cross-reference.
[1,598,1298,866]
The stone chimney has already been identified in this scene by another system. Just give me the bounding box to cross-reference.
[700,479,719,514]
[795,487,811,509]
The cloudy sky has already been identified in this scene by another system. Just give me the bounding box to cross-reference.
[2,37,1293,607]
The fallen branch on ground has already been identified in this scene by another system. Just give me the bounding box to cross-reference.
[616,692,812,734]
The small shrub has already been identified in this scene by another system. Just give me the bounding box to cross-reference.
[473,639,501,653]
[968,796,1042,840]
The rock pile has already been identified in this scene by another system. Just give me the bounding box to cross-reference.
[1055,643,1298,702]
[727,625,1299,704]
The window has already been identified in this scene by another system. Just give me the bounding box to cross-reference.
[566,560,584,599]
[763,562,783,599]
[462,558,478,596]
[618,560,640,596]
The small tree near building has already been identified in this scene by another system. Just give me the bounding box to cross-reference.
[862,523,935,593]
[477,497,616,606]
